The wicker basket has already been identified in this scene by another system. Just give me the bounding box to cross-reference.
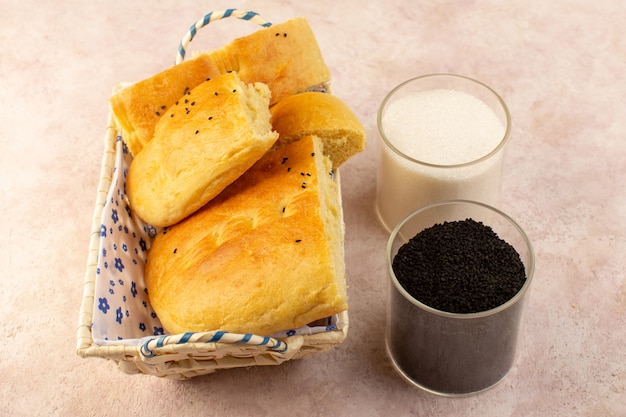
[76,9,348,380]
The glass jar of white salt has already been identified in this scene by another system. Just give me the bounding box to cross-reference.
[375,74,511,232]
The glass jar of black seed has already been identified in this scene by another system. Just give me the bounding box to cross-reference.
[385,200,534,396]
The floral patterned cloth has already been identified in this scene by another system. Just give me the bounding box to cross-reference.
[92,136,163,345]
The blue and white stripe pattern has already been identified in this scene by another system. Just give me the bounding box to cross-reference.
[140,331,288,359]
[176,9,272,64]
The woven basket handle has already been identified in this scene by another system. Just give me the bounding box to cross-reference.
[140,330,288,359]
[176,9,272,64]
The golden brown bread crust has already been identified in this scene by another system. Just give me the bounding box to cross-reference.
[270,92,366,168]
[200,17,330,106]
[111,17,329,156]
[127,72,278,228]
[145,136,347,336]
[110,55,221,156]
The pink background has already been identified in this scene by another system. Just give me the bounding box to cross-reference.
[1,0,624,415]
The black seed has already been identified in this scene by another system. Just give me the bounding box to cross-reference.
[208,116,213,120]
[214,92,219,96]
[392,219,526,314]
[173,248,177,254]
[155,111,160,116]
[191,101,195,106]
[295,239,302,243]
[287,167,291,172]
[195,130,199,134]
[281,157,288,164]
[232,89,237,93]
[160,105,166,109]
[311,152,315,156]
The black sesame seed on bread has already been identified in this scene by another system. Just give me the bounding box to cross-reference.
[145,136,347,336]
[111,17,330,156]
[127,72,278,228]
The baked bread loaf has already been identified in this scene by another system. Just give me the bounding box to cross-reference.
[270,92,366,168]
[127,72,278,227]
[145,136,348,336]
[201,17,330,106]
[110,55,221,156]
[111,17,329,156]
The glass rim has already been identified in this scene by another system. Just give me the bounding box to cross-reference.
[386,199,535,319]
[377,73,512,169]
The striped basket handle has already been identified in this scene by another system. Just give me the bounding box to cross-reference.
[140,330,288,359]
[176,9,272,64]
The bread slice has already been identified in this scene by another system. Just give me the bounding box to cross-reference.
[200,17,330,106]
[145,136,348,336]
[110,55,221,156]
[111,17,329,156]
[127,72,278,227]
[270,92,366,168]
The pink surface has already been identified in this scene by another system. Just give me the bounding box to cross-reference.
[1,0,624,415]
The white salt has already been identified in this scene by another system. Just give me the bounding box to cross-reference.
[376,89,507,231]
[381,89,504,165]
